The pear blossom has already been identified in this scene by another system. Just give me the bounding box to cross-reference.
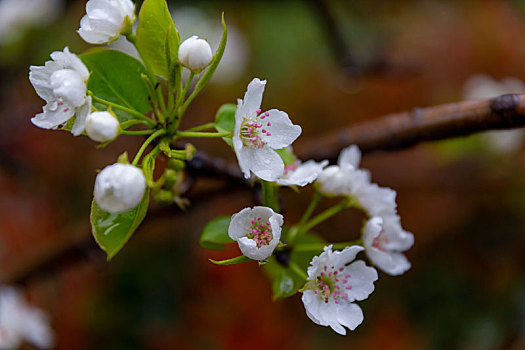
[85,111,120,142]
[78,0,135,44]
[29,47,91,136]
[228,206,283,260]
[233,78,302,181]
[94,163,146,213]
[277,159,328,187]
[316,145,397,217]
[178,36,213,73]
[362,216,414,276]
[0,286,54,349]
[301,245,378,335]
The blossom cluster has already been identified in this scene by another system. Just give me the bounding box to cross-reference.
[25,0,415,343]
[223,78,414,334]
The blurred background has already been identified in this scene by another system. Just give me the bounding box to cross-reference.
[2,0,525,349]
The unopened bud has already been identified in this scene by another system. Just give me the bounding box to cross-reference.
[178,36,213,73]
[85,111,120,142]
[94,163,146,213]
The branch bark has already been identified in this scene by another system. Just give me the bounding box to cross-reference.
[297,93,525,161]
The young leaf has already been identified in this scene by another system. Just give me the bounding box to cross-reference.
[210,255,251,265]
[200,216,234,250]
[81,49,152,121]
[214,103,236,146]
[136,0,179,79]
[91,189,150,260]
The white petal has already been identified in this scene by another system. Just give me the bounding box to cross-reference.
[78,16,111,44]
[71,96,92,136]
[50,47,89,81]
[356,183,397,217]
[277,160,328,186]
[238,78,266,118]
[382,215,414,251]
[31,102,74,130]
[319,301,347,335]
[228,207,252,240]
[263,109,302,149]
[238,147,284,181]
[18,308,54,349]
[330,245,364,268]
[362,216,383,248]
[29,65,56,102]
[302,290,323,325]
[343,260,378,302]
[335,302,364,332]
[338,145,361,170]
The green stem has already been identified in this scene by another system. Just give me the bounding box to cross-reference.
[175,131,231,138]
[184,122,215,132]
[132,129,166,166]
[293,239,364,252]
[289,261,308,280]
[121,130,155,136]
[261,180,280,212]
[299,192,322,229]
[302,197,350,233]
[89,92,155,127]
[176,72,194,110]
[120,119,150,129]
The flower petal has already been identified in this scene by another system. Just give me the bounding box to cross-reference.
[335,302,364,332]
[238,78,266,119]
[31,102,74,130]
[277,160,328,186]
[263,109,302,149]
[344,260,378,302]
[338,145,361,170]
[228,207,252,240]
[71,96,92,136]
[237,147,284,181]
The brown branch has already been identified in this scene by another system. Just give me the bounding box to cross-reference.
[297,93,525,161]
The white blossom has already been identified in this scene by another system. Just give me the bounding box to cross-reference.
[0,286,54,349]
[277,159,328,187]
[29,47,91,136]
[316,145,397,217]
[362,216,414,276]
[301,245,378,335]
[85,111,120,142]
[94,163,146,213]
[228,206,283,260]
[233,78,302,181]
[178,36,213,73]
[78,0,135,44]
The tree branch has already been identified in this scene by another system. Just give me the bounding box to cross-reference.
[297,93,525,161]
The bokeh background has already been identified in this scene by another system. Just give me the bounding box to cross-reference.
[2,0,525,349]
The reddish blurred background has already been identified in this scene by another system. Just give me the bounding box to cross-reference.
[2,0,525,349]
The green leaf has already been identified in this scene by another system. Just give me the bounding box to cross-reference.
[136,0,179,78]
[274,147,296,166]
[264,231,324,299]
[210,255,251,265]
[200,216,234,250]
[215,103,236,146]
[90,189,150,260]
[81,49,152,122]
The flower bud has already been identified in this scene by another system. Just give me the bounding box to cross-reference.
[178,36,213,73]
[50,69,87,107]
[85,111,120,142]
[94,163,146,213]
[78,0,135,44]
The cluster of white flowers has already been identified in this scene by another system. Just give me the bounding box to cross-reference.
[0,287,54,349]
[225,79,414,334]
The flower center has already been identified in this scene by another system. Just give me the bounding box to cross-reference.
[283,161,299,176]
[240,109,272,149]
[314,265,352,304]
[246,216,273,247]
[372,229,389,252]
